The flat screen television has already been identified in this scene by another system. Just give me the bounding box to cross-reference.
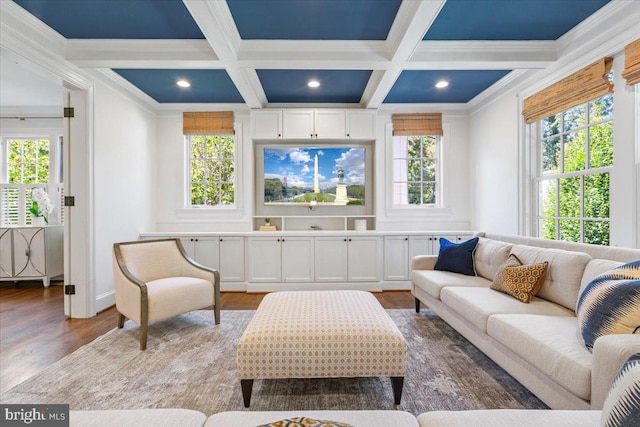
[263,147,365,206]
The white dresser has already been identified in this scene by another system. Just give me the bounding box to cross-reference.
[0,226,64,287]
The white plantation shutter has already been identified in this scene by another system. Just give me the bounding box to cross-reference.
[0,184,61,226]
[0,187,20,225]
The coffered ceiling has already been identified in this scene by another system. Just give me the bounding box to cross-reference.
[8,0,612,109]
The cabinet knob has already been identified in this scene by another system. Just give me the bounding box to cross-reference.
[310,134,313,138]
[220,238,223,242]
[405,237,408,241]
[315,133,318,138]
[190,238,194,242]
[347,133,350,137]
[278,133,281,137]
[25,249,30,257]
[344,238,347,242]
[277,238,281,242]
[348,238,352,242]
[195,239,198,242]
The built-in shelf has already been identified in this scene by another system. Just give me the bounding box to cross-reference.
[253,215,376,232]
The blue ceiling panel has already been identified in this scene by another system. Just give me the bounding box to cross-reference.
[12,0,205,39]
[226,0,402,40]
[384,70,512,104]
[424,0,610,41]
[113,69,244,103]
[257,70,372,103]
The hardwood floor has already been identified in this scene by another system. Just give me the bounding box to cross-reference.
[0,281,414,392]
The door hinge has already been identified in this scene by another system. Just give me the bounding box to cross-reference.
[64,284,76,295]
[64,196,75,207]
[63,107,74,118]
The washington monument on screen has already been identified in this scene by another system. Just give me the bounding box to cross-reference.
[313,154,320,194]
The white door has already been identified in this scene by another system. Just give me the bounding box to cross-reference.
[346,110,376,139]
[348,236,381,281]
[384,235,409,281]
[282,110,314,139]
[247,237,282,282]
[314,237,348,282]
[251,110,282,139]
[314,110,346,139]
[219,236,245,282]
[282,237,314,282]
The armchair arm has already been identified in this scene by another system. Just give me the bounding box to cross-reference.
[112,248,147,325]
[411,255,438,271]
[591,334,640,409]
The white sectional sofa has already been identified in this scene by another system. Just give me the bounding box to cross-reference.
[411,232,640,410]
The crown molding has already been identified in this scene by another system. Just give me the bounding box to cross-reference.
[66,39,220,68]
[378,103,468,114]
[467,69,532,115]
[86,69,158,113]
[0,106,62,118]
[157,103,249,115]
[0,1,66,58]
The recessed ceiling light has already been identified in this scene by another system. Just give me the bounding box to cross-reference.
[307,80,320,88]
[176,79,191,88]
[435,80,449,89]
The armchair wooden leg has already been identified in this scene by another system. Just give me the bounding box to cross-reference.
[139,323,148,351]
[118,313,126,328]
[214,305,220,325]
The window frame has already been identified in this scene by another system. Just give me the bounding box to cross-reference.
[530,95,613,245]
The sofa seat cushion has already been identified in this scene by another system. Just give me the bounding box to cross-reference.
[205,411,419,427]
[416,409,600,427]
[147,277,214,323]
[411,270,491,300]
[510,245,591,310]
[70,409,207,427]
[487,314,593,400]
[440,287,574,333]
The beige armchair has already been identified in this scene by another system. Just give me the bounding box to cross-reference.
[112,238,220,350]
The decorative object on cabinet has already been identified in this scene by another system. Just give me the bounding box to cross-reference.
[29,188,54,224]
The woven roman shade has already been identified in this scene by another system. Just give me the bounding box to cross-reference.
[392,113,443,136]
[522,57,614,124]
[622,39,640,85]
[183,111,234,134]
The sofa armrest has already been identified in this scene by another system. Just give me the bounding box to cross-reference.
[591,334,640,409]
[411,255,438,271]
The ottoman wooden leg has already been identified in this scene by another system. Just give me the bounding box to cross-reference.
[391,376,404,404]
[241,379,254,408]
[415,298,421,313]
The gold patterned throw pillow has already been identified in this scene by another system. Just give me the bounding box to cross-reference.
[256,417,353,427]
[491,254,548,303]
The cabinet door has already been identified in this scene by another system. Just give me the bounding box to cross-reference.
[13,227,45,277]
[432,235,458,255]
[282,110,314,139]
[251,110,282,139]
[282,237,314,282]
[314,237,348,282]
[184,237,220,270]
[346,110,376,139]
[384,236,409,280]
[409,236,435,259]
[348,236,381,281]
[247,237,282,282]
[219,237,245,282]
[0,228,13,278]
[314,110,346,139]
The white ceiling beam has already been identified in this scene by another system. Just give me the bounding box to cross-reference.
[66,39,220,68]
[362,0,446,109]
[182,0,264,108]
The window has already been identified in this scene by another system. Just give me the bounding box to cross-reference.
[188,134,235,206]
[392,135,440,205]
[1,138,54,226]
[535,94,612,245]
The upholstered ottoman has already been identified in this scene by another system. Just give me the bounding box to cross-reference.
[237,290,406,407]
[205,410,419,426]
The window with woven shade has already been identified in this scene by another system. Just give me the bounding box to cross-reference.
[391,114,443,206]
[526,60,614,245]
[622,39,640,86]
[183,112,236,207]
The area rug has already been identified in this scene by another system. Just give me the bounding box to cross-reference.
[1,310,546,415]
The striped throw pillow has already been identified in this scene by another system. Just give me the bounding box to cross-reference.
[601,353,640,427]
[576,260,640,351]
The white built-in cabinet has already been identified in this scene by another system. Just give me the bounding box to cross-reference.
[180,236,245,282]
[314,235,381,282]
[0,226,64,287]
[251,109,376,140]
[247,236,315,282]
[384,235,410,281]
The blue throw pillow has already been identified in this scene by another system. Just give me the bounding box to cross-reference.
[434,237,479,276]
[601,353,640,427]
[576,260,640,351]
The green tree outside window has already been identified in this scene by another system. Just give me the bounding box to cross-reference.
[189,135,234,206]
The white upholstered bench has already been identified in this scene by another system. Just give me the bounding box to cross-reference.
[237,290,407,407]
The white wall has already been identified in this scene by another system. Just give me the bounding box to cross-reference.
[92,81,156,311]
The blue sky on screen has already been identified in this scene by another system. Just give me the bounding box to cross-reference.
[264,147,365,189]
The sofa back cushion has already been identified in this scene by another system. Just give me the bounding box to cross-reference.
[510,244,591,310]
[474,238,513,281]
